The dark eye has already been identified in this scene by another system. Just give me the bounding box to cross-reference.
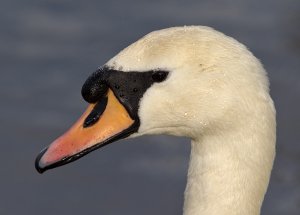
[152,71,168,82]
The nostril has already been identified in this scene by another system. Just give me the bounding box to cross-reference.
[83,96,108,128]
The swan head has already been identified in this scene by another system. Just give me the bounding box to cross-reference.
[35,26,274,173]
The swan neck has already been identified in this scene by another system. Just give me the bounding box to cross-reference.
[183,124,275,215]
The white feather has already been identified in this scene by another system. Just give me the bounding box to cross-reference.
[106,26,276,215]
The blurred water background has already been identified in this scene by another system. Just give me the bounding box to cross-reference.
[1,0,300,214]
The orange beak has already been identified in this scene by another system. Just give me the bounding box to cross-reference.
[35,89,136,173]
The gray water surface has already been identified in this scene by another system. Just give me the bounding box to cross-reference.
[1,0,300,214]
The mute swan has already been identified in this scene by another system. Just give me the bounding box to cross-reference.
[35,26,276,215]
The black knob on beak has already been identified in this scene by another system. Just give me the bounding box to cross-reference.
[81,69,109,103]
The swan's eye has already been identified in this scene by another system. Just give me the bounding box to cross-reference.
[151,71,168,83]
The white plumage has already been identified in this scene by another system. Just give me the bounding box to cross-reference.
[105,26,276,215]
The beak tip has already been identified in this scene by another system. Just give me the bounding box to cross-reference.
[35,148,48,174]
[35,163,46,174]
